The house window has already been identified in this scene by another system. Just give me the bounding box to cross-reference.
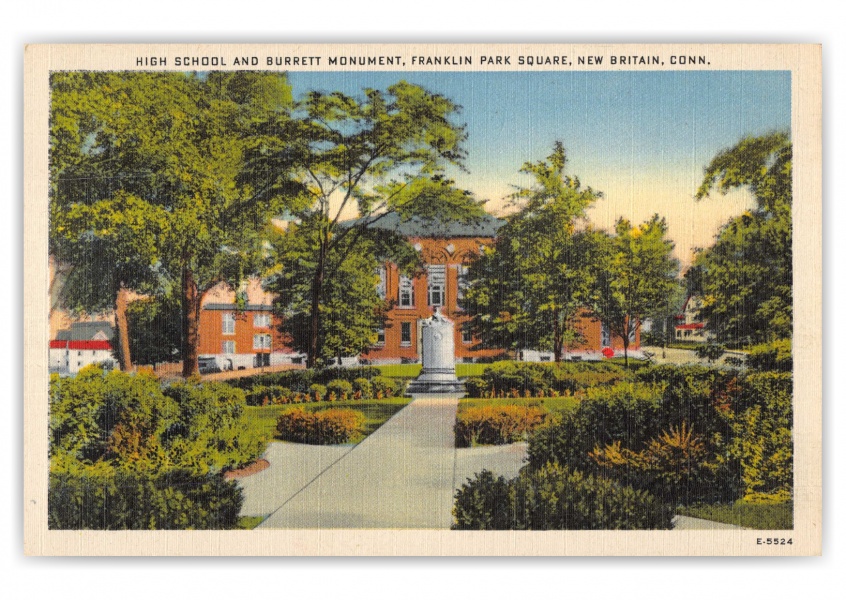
[253,334,271,350]
[376,266,387,300]
[398,275,415,308]
[222,313,236,335]
[253,313,271,328]
[222,340,236,354]
[427,265,445,307]
[400,322,412,347]
[462,323,473,344]
[375,328,385,346]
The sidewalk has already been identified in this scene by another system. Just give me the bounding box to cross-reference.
[257,394,461,529]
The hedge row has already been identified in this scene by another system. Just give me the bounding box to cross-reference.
[454,404,548,447]
[453,464,673,530]
[463,361,630,399]
[247,376,401,406]
[227,366,382,393]
[275,407,366,445]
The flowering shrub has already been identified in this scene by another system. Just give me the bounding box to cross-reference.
[454,404,548,447]
[326,379,353,401]
[275,407,366,445]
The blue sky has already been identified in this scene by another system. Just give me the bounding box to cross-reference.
[288,70,791,264]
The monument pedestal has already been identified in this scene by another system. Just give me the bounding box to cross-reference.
[406,308,465,396]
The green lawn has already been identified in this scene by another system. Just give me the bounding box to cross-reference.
[459,395,579,414]
[677,501,793,529]
[244,397,413,442]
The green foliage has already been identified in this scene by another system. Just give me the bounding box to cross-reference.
[326,379,354,401]
[454,404,548,447]
[126,293,182,365]
[453,464,673,530]
[352,378,373,400]
[254,81,485,367]
[746,339,792,372]
[308,383,327,402]
[227,366,382,399]
[466,143,603,362]
[48,367,269,528]
[275,407,366,445]
[591,215,681,367]
[48,468,242,530]
[677,499,793,530]
[371,376,400,398]
[50,71,299,375]
[694,133,792,345]
[475,361,630,398]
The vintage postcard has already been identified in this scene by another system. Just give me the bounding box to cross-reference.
[23,43,821,556]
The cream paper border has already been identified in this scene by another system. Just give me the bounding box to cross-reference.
[23,43,822,556]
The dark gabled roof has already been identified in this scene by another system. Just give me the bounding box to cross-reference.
[340,213,505,238]
[55,321,114,341]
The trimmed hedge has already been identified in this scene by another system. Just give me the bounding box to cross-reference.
[48,468,242,530]
[275,407,366,445]
[453,464,673,530]
[227,366,381,395]
[237,368,401,405]
[467,361,631,399]
[454,404,548,447]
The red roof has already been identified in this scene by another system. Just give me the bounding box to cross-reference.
[50,340,113,350]
[675,323,705,330]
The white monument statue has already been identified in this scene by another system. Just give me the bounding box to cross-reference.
[406,308,465,395]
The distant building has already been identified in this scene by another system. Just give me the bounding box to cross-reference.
[49,321,116,374]
[197,279,299,370]
[674,295,709,342]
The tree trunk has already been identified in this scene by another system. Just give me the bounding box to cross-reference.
[182,267,201,377]
[307,237,327,369]
[114,285,133,371]
[622,318,631,369]
[553,315,562,363]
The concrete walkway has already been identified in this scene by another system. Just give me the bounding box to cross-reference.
[671,515,745,530]
[257,394,461,529]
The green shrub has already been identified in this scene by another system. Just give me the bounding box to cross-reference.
[275,407,366,445]
[227,366,382,393]
[746,339,792,372]
[352,378,373,400]
[48,467,242,530]
[476,361,630,398]
[463,377,489,398]
[372,376,399,398]
[453,464,673,530]
[695,342,726,363]
[326,379,354,401]
[308,383,327,402]
[454,404,548,447]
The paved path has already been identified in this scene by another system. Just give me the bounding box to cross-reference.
[671,515,745,530]
[257,394,462,529]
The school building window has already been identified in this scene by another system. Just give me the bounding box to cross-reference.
[399,275,415,307]
[427,265,445,307]
[400,322,412,347]
[253,313,271,328]
[376,266,387,300]
[253,334,272,350]
[222,313,236,335]
[222,340,236,354]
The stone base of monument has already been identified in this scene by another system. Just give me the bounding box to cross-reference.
[405,308,466,396]
[406,368,465,396]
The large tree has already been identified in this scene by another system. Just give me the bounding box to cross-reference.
[693,132,792,344]
[591,215,680,367]
[263,214,418,366]
[246,82,486,367]
[465,143,604,362]
[49,71,296,375]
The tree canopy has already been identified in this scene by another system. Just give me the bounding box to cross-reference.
[49,71,297,375]
[465,143,604,361]
[249,81,486,367]
[693,132,792,345]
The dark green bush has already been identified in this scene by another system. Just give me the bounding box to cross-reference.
[695,342,726,363]
[372,376,399,397]
[463,376,489,398]
[48,468,242,529]
[746,339,792,372]
[453,464,673,530]
[228,366,382,393]
[352,378,373,400]
[308,383,327,402]
[326,379,353,401]
[476,361,630,398]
